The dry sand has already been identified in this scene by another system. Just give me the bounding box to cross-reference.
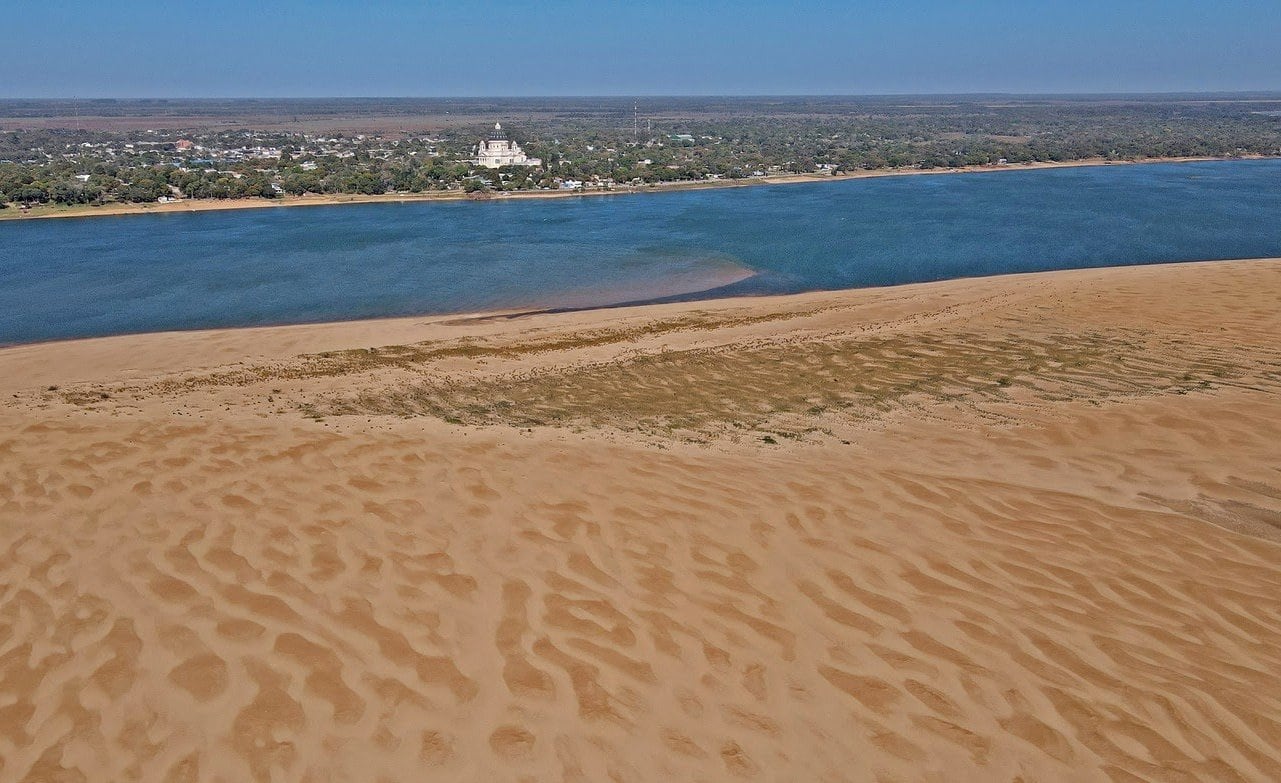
[1,259,1280,782]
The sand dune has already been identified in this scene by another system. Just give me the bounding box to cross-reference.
[2,260,1280,782]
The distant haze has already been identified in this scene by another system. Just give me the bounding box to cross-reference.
[2,0,1279,98]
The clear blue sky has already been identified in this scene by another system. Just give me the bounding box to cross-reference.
[3,0,1279,97]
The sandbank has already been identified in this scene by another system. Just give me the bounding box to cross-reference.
[1,259,1280,781]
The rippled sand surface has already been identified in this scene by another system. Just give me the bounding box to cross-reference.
[2,260,1279,782]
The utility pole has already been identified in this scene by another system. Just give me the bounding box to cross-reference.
[633,100,639,142]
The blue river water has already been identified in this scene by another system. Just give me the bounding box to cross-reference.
[1,159,1279,345]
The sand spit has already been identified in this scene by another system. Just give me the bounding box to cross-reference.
[1,260,1280,782]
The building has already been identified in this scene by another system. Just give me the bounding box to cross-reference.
[474,123,541,168]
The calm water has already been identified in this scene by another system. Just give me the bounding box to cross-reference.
[2,159,1279,345]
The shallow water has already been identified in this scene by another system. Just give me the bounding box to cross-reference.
[1,159,1279,344]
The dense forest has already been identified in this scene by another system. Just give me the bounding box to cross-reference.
[2,95,1279,209]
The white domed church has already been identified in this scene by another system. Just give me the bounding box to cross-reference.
[474,123,541,168]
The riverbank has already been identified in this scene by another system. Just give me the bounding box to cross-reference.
[3,259,1280,781]
[1,154,1268,221]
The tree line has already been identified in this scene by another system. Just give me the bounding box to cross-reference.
[3,98,1279,208]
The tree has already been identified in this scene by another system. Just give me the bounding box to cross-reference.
[50,181,85,204]
[14,183,50,204]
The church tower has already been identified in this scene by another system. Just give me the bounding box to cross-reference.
[475,122,541,168]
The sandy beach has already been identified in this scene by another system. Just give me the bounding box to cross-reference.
[1,155,1265,222]
[2,259,1280,781]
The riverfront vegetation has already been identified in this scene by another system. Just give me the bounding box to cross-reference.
[2,94,1279,210]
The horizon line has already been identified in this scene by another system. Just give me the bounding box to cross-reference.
[5,90,1281,102]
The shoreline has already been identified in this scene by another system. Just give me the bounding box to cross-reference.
[2,256,1276,354]
[1,257,1275,384]
[1,154,1270,222]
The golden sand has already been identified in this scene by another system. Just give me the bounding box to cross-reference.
[1,260,1279,781]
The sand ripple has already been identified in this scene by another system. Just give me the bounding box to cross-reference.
[1,260,1279,781]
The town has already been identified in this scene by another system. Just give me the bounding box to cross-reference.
[2,94,1280,210]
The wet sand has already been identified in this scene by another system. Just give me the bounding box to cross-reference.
[1,259,1279,781]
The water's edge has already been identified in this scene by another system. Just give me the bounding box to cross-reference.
[2,158,1279,346]
[2,155,1267,225]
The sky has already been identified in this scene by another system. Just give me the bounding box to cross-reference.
[2,0,1279,98]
